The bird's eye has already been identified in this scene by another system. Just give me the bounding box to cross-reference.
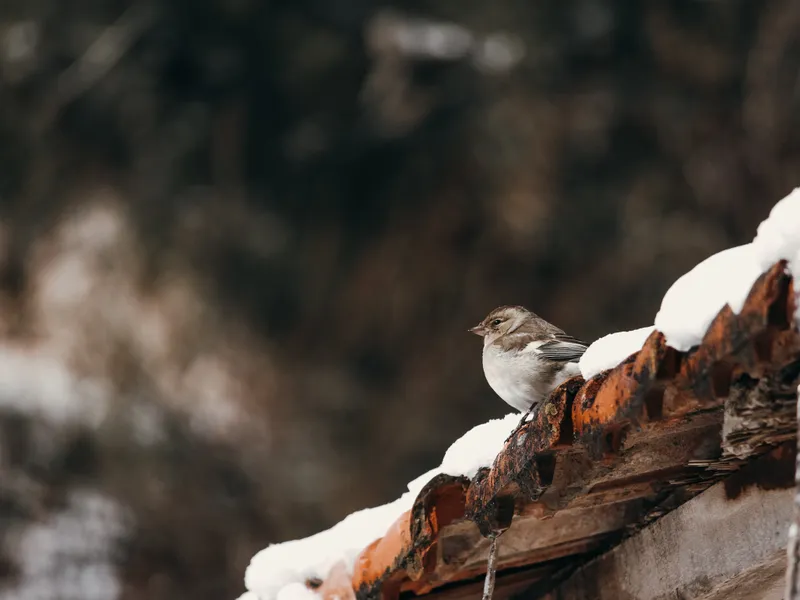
[491,319,503,327]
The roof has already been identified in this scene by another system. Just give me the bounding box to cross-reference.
[305,261,799,600]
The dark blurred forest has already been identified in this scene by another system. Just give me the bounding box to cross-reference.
[0,0,798,598]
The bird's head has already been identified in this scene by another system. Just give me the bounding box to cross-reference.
[469,305,532,345]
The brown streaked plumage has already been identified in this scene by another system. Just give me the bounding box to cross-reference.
[469,305,587,417]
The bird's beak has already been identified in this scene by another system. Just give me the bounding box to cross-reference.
[469,324,486,336]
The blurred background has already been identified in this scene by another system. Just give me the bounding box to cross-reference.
[0,0,798,598]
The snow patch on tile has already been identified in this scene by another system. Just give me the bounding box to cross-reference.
[656,186,800,350]
[439,413,520,479]
[752,187,800,271]
[244,413,519,600]
[752,186,800,321]
[579,326,654,380]
[275,583,321,600]
[654,244,762,351]
[245,493,413,600]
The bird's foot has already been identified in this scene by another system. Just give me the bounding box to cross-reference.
[505,405,537,445]
[516,407,534,430]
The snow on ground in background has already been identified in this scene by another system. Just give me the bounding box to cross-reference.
[244,413,519,600]
[0,345,110,427]
[579,326,655,380]
[6,194,263,446]
[0,490,130,600]
[654,245,762,352]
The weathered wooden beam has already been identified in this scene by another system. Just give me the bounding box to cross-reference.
[538,446,794,600]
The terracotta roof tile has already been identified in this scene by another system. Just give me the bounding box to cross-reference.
[311,261,799,600]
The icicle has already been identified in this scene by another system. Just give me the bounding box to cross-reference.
[482,534,499,600]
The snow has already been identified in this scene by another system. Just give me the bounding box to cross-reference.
[654,245,762,351]
[439,413,521,478]
[245,493,413,600]
[244,413,519,600]
[580,187,800,368]
[656,186,800,350]
[0,490,130,600]
[752,187,800,282]
[0,345,110,427]
[275,584,321,600]
[579,326,654,380]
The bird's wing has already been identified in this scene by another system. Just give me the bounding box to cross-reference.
[532,333,588,362]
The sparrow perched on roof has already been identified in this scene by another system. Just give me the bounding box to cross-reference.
[470,306,588,425]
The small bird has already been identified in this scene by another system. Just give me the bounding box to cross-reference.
[470,305,588,426]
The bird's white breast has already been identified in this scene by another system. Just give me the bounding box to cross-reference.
[481,344,579,413]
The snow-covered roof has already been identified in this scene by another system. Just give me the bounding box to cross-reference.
[239,187,800,600]
[243,413,522,600]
